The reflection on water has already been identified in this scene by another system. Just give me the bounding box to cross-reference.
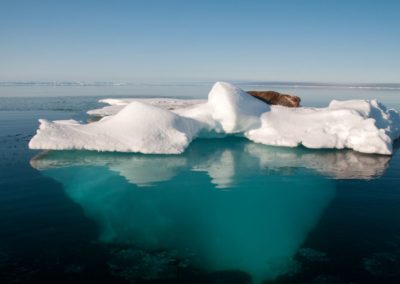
[30,138,392,282]
[32,138,391,186]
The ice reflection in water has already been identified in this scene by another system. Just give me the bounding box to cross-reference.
[30,138,391,282]
[32,138,391,186]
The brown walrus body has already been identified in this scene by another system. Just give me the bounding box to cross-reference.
[247,91,301,108]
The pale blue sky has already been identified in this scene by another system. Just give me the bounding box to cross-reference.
[0,0,399,83]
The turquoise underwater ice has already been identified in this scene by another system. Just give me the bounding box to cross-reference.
[31,138,343,281]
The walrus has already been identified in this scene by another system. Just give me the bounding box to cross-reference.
[247,91,301,108]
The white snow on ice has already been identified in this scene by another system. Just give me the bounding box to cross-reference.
[29,82,400,155]
[31,102,201,154]
[87,98,206,117]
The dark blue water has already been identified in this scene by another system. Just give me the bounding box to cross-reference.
[1,87,400,283]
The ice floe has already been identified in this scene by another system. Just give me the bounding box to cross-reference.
[29,82,400,155]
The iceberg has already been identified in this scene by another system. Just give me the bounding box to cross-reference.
[29,82,400,155]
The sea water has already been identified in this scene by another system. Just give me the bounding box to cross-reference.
[1,84,400,283]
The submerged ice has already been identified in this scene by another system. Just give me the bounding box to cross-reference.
[31,138,394,281]
[29,82,400,155]
[31,140,337,282]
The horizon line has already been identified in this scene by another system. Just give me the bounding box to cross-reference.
[1,80,400,90]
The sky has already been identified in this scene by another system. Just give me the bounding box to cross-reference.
[0,0,399,83]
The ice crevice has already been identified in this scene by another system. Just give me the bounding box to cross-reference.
[29,82,400,155]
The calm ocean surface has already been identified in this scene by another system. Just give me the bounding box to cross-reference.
[1,84,400,284]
